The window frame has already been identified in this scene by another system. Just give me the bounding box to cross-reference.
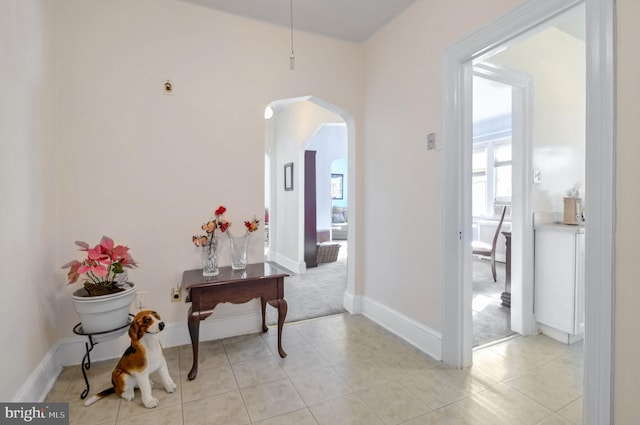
[472,135,512,219]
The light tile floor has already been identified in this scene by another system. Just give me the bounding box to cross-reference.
[45,314,583,425]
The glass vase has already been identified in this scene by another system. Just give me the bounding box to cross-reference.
[201,236,220,276]
[228,233,250,270]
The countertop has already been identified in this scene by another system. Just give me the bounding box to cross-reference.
[534,222,585,234]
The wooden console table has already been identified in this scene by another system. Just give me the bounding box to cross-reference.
[182,263,289,380]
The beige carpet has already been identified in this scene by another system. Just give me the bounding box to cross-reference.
[266,241,347,325]
[473,258,516,346]
[267,248,511,344]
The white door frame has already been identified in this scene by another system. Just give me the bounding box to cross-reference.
[473,63,536,337]
[440,0,615,424]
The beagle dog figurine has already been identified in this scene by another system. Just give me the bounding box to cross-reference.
[84,310,177,408]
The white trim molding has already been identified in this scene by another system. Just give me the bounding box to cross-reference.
[441,0,615,424]
[342,291,361,314]
[361,296,442,361]
[12,344,61,402]
[583,0,616,423]
[273,252,305,274]
[473,62,537,337]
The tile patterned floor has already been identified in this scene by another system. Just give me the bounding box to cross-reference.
[45,314,583,425]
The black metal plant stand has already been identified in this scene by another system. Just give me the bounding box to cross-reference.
[72,314,134,399]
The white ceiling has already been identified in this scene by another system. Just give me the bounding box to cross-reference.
[473,77,512,123]
[179,0,419,43]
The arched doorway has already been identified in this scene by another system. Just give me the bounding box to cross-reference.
[264,96,358,322]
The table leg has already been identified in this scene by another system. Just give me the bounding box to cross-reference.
[187,307,213,380]
[260,297,268,333]
[187,307,200,380]
[276,299,288,358]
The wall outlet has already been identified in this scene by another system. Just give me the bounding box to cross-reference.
[171,286,181,302]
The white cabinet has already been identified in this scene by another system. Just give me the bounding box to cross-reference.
[534,224,585,341]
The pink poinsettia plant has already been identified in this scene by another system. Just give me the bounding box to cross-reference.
[62,236,137,296]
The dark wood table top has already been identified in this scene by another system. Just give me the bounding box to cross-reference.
[182,263,290,295]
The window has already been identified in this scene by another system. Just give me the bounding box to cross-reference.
[472,137,512,218]
[472,76,512,219]
[494,142,512,202]
[472,148,488,217]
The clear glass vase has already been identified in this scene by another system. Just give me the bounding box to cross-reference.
[201,236,220,276]
[228,233,250,270]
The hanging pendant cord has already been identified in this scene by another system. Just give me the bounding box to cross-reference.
[290,0,295,70]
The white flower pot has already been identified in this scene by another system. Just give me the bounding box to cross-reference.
[71,283,136,342]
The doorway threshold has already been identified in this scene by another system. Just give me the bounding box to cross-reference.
[473,333,520,352]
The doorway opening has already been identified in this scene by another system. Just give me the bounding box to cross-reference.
[470,6,586,350]
[263,96,355,324]
[442,0,615,423]
[471,74,517,347]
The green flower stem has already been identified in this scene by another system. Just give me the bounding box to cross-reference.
[86,271,101,285]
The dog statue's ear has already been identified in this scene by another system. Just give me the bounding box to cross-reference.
[136,321,146,340]
[128,317,146,341]
[128,320,139,341]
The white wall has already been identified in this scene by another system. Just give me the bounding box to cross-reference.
[615,0,640,420]
[55,0,364,334]
[490,27,586,218]
[361,0,523,335]
[0,0,59,400]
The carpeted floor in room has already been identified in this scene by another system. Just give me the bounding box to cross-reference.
[266,241,347,325]
[265,244,513,347]
[473,258,516,347]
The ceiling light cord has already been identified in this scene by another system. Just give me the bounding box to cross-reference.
[290,0,295,70]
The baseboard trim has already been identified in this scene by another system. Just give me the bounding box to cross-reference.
[273,252,305,274]
[58,309,264,366]
[361,296,442,361]
[15,308,264,402]
[342,291,361,314]
[13,342,62,402]
[160,309,264,349]
[538,323,584,345]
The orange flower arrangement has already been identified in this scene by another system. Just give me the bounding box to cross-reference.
[192,205,230,248]
[243,217,260,235]
[192,205,261,248]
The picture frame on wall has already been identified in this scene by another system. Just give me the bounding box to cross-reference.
[331,173,343,199]
[284,162,294,191]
